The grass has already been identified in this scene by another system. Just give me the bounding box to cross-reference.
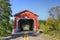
[45,30,60,40]
[40,23,60,40]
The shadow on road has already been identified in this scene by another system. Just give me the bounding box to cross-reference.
[4,31,39,40]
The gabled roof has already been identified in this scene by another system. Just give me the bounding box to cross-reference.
[14,10,38,17]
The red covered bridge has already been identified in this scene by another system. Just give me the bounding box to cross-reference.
[12,10,39,33]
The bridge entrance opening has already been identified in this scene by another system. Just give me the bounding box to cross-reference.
[18,19,34,32]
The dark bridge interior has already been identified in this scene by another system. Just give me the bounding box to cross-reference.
[18,19,34,31]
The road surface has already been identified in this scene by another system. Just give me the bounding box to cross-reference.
[3,31,54,40]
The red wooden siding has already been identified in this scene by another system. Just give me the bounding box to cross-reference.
[13,10,39,32]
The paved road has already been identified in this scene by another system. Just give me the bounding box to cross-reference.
[3,31,54,40]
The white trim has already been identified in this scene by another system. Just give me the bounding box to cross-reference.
[16,19,19,32]
[34,19,36,31]
[16,18,19,32]
[13,18,19,33]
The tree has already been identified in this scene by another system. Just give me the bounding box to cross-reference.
[39,20,46,25]
[46,18,56,30]
[0,0,12,36]
[49,6,60,22]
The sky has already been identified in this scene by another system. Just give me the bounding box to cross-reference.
[10,0,60,20]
